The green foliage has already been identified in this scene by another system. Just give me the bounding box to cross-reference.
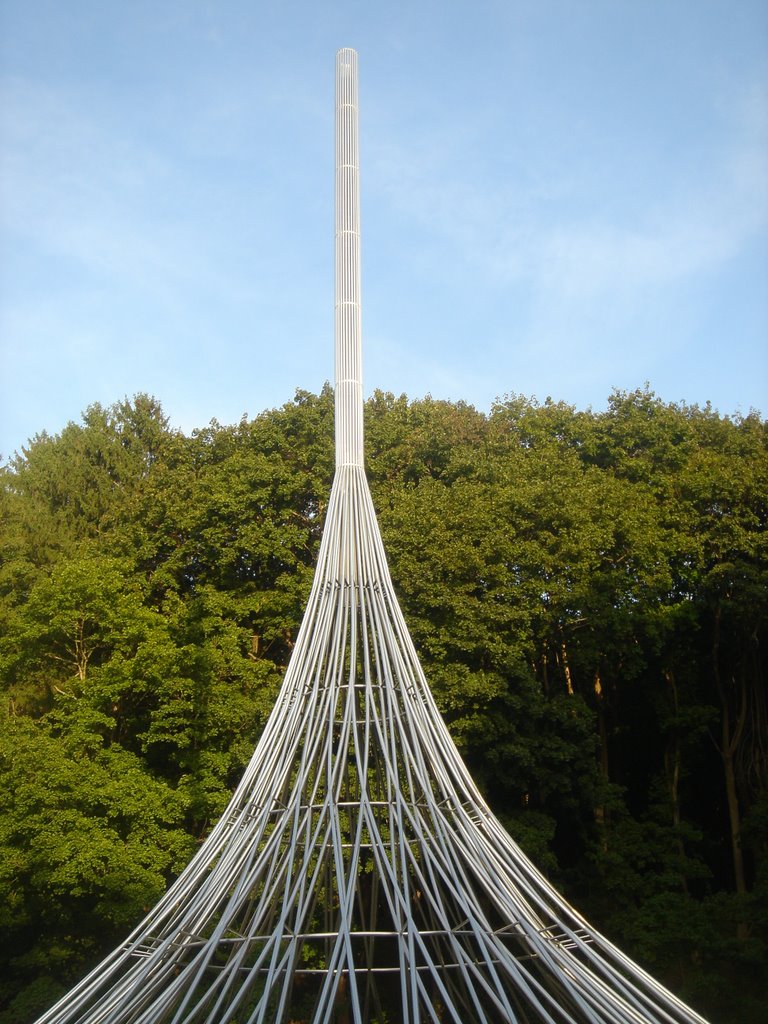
[1,387,766,1022]
[0,711,194,1014]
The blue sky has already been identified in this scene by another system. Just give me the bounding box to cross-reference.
[2,1,766,459]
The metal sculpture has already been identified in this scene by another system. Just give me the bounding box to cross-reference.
[35,49,709,1024]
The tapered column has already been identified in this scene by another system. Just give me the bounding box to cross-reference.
[335,48,364,469]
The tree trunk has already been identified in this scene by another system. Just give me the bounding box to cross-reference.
[560,638,574,696]
[664,668,689,894]
[594,669,610,845]
[713,606,749,939]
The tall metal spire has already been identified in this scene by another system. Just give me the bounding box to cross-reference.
[34,50,709,1024]
[334,47,364,469]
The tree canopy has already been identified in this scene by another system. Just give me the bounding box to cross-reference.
[1,387,766,1023]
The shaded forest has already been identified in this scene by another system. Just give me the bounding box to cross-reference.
[0,386,766,1024]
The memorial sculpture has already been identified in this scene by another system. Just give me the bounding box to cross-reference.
[36,49,709,1024]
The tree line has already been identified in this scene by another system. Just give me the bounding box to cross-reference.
[0,386,766,1023]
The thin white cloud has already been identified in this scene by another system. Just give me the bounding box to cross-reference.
[0,74,319,332]
[367,74,768,306]
[359,71,768,415]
